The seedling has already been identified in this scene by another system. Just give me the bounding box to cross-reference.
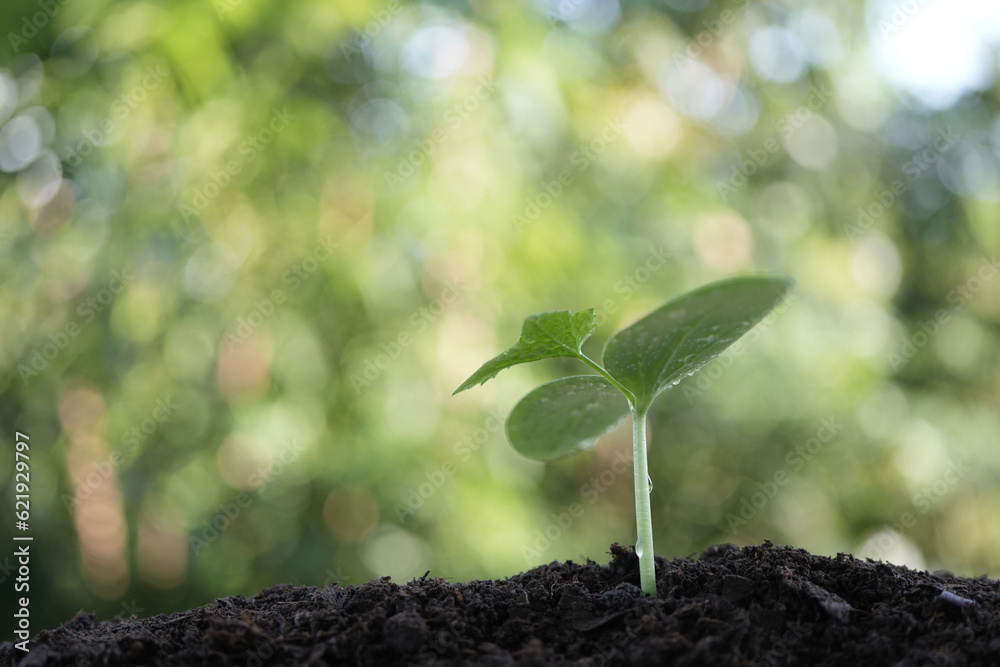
[454,275,794,595]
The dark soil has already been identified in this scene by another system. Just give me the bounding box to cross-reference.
[4,541,999,666]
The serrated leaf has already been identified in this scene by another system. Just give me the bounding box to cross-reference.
[603,275,794,411]
[506,376,631,461]
[453,309,598,394]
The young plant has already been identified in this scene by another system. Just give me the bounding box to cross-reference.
[454,274,794,596]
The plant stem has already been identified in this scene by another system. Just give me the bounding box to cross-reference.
[632,407,656,596]
[576,352,654,593]
[579,354,637,405]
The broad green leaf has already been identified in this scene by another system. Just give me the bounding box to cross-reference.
[603,275,794,411]
[506,376,630,461]
[454,309,598,394]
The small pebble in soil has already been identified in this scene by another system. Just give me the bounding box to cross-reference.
[383,610,429,654]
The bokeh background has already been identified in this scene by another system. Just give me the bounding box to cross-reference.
[2,0,1000,633]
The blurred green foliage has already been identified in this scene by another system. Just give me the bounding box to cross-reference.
[1,0,1000,634]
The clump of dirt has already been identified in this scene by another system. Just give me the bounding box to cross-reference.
[4,541,998,666]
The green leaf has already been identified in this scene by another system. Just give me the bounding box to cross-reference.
[506,376,631,461]
[603,275,794,411]
[453,309,598,394]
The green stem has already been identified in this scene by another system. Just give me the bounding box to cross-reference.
[576,353,654,593]
[579,354,637,405]
[632,407,656,595]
